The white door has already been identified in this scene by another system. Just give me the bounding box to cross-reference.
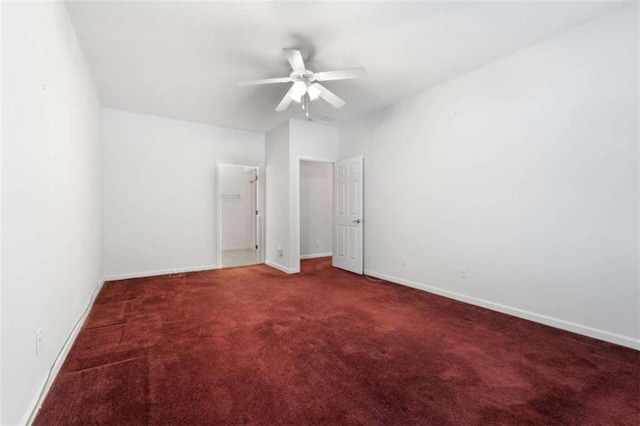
[252,171,260,263]
[333,156,363,274]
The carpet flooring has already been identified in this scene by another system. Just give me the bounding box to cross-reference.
[35,258,639,425]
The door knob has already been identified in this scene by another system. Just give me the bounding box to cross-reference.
[353,219,361,224]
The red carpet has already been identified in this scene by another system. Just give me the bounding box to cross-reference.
[35,258,639,425]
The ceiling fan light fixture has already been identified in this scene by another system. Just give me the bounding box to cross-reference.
[290,81,306,103]
[237,48,365,112]
[307,84,321,101]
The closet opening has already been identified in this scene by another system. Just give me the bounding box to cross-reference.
[299,160,333,261]
[218,163,260,268]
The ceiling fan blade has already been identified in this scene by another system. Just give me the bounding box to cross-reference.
[314,67,366,82]
[237,77,291,86]
[275,85,295,112]
[313,83,346,109]
[283,48,306,72]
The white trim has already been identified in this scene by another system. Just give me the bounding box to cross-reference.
[298,156,336,164]
[365,269,640,350]
[265,260,300,274]
[300,252,332,259]
[23,277,106,426]
[105,264,218,281]
[221,245,255,251]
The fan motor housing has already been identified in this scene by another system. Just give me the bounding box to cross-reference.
[290,71,316,83]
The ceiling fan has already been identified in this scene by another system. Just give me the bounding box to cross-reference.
[237,48,366,117]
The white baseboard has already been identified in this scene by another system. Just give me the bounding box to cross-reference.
[221,246,254,251]
[300,252,332,260]
[22,277,106,426]
[265,260,300,274]
[104,264,218,281]
[365,269,640,351]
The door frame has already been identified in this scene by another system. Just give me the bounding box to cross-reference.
[216,159,264,268]
[293,155,337,273]
[298,158,336,259]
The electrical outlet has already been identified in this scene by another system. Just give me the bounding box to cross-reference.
[460,268,469,279]
[35,329,43,354]
[316,239,321,246]
[277,247,283,257]
[401,256,407,266]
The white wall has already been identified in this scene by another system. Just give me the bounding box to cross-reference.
[102,109,264,279]
[220,164,255,250]
[300,161,333,258]
[2,2,103,424]
[338,6,639,348]
[265,121,290,272]
[0,0,4,419]
[265,119,339,272]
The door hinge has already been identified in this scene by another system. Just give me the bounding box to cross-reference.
[256,210,259,215]
[255,244,259,250]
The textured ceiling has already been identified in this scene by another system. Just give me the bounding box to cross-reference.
[65,1,625,133]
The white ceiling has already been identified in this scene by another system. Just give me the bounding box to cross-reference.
[65,1,626,133]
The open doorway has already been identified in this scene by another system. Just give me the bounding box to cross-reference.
[218,163,260,268]
[300,160,333,260]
